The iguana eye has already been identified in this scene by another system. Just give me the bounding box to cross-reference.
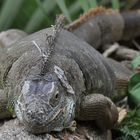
[50,91,60,107]
[54,92,59,99]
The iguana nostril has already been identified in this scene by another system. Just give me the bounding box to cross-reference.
[24,105,47,122]
[25,110,46,124]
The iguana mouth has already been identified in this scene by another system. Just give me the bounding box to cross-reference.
[46,108,65,123]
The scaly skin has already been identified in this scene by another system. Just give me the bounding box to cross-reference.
[0,8,139,135]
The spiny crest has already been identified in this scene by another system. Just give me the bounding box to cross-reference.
[41,15,66,75]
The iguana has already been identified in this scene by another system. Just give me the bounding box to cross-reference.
[0,7,139,136]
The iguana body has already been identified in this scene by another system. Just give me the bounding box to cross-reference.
[0,7,138,137]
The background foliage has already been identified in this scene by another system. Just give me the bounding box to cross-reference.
[0,0,139,33]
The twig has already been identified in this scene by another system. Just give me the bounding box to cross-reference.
[103,43,119,57]
[103,43,140,60]
[132,39,140,50]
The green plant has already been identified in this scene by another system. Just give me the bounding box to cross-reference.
[116,109,140,140]
[115,55,140,140]
[128,55,140,107]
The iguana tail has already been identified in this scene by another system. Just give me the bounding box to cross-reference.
[67,7,140,49]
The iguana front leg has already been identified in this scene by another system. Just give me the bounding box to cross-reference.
[76,93,118,130]
[0,89,11,119]
[0,29,27,119]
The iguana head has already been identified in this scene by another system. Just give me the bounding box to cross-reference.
[15,67,76,134]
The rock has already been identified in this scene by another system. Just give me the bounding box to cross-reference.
[0,119,111,140]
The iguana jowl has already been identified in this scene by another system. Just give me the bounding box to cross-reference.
[0,7,139,134]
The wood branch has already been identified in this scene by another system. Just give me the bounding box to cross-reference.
[116,47,140,60]
[103,43,140,60]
